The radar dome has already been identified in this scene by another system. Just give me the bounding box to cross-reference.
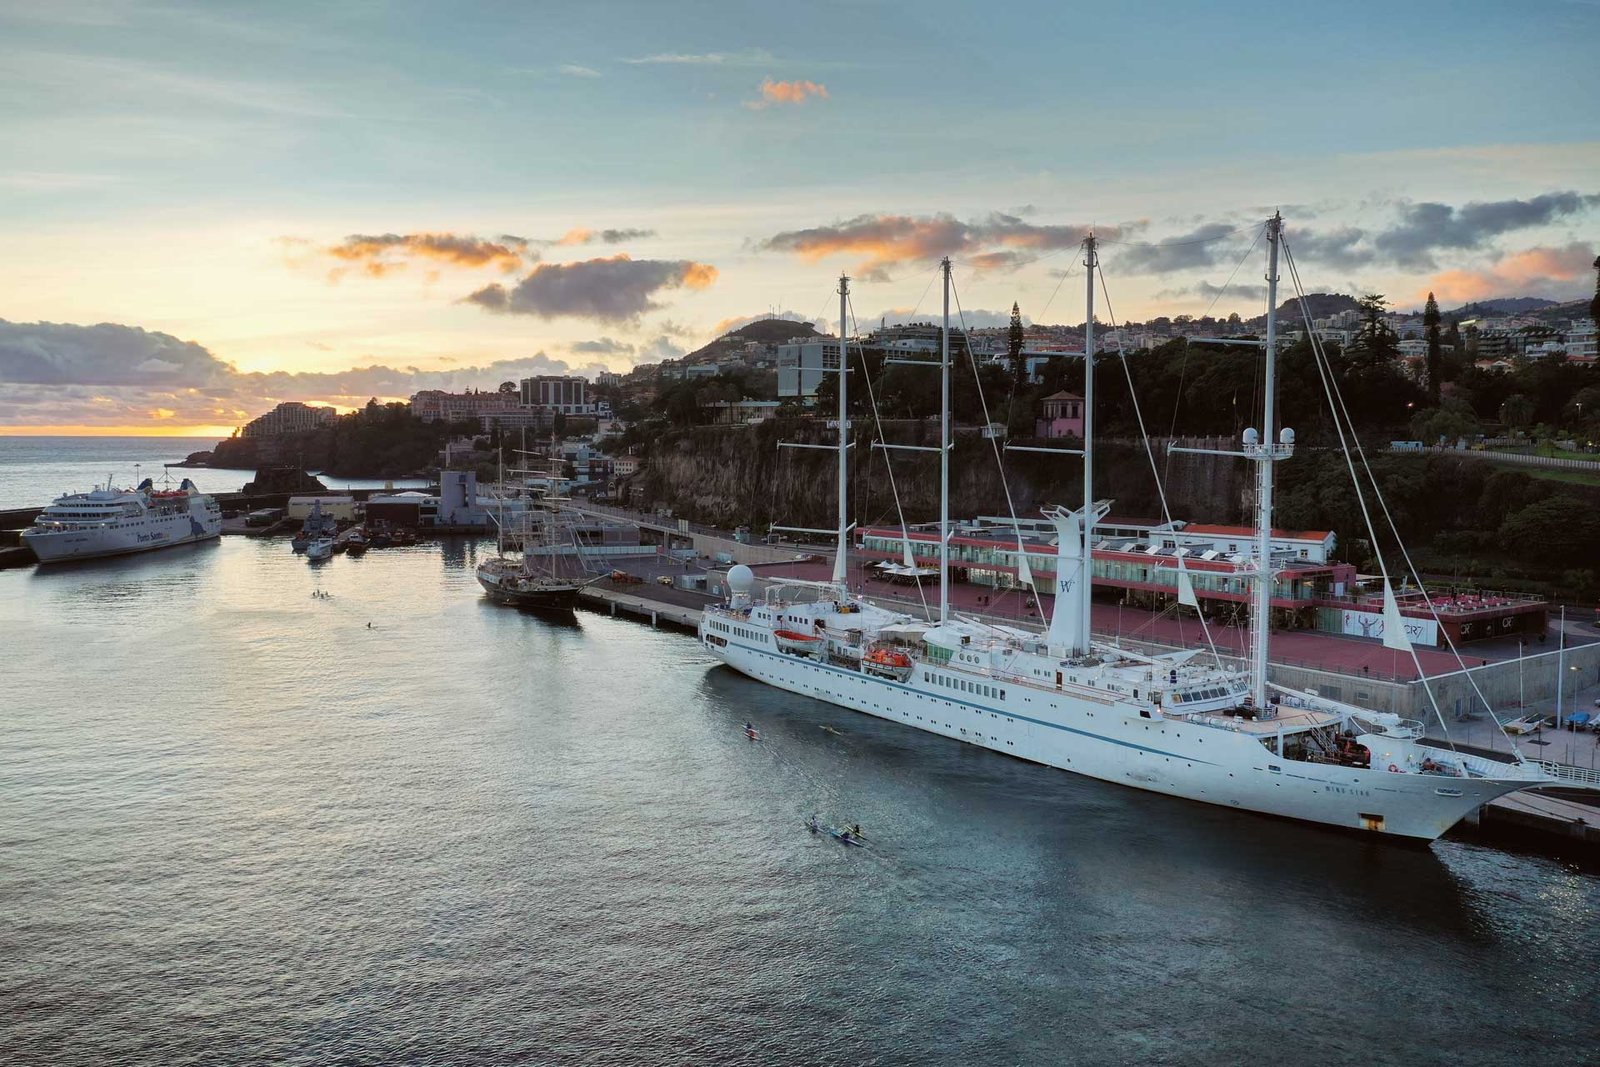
[727,564,755,594]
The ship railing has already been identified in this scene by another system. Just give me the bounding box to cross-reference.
[1533,761,1600,788]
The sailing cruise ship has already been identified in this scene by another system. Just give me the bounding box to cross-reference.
[23,477,222,563]
[699,218,1598,842]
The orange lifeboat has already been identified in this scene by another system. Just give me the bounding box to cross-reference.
[863,646,914,679]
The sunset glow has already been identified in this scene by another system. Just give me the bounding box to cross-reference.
[1,1,1596,435]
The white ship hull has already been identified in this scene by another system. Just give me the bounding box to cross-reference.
[24,510,220,563]
[705,633,1527,841]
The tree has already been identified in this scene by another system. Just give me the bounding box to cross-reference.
[1499,495,1600,568]
[1499,394,1534,429]
[1409,399,1477,445]
[1007,302,1026,387]
[1423,291,1442,406]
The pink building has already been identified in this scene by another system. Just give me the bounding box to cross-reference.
[1035,391,1084,439]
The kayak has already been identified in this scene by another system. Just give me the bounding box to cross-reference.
[828,828,864,847]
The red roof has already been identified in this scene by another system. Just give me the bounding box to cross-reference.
[1180,523,1333,541]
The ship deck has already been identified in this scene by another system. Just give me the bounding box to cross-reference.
[1183,707,1343,734]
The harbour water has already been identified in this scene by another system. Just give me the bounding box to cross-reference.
[3,534,1599,1065]
[0,436,424,511]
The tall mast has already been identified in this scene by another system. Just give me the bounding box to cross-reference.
[832,274,850,585]
[1079,234,1097,655]
[939,257,952,624]
[1252,213,1283,711]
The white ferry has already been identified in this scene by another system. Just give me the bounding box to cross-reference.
[22,477,222,564]
[699,222,1599,842]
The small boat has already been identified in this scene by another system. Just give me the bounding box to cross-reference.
[828,827,863,847]
[345,534,368,557]
[775,628,822,655]
[305,537,334,562]
[819,724,843,736]
[743,722,761,741]
[863,646,914,680]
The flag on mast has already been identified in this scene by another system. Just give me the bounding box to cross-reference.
[1381,581,1413,651]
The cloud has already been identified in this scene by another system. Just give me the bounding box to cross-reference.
[570,337,633,355]
[759,212,1121,279]
[1150,281,1271,305]
[554,227,656,246]
[869,307,1021,330]
[968,251,1033,273]
[746,78,828,109]
[652,319,697,340]
[1109,223,1249,274]
[464,254,718,322]
[1286,226,1368,270]
[1417,242,1596,304]
[621,50,773,66]
[1373,192,1600,269]
[636,335,686,366]
[1282,191,1600,272]
[0,318,602,429]
[323,232,534,276]
[558,64,600,78]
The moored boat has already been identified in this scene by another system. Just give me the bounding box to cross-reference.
[22,477,221,564]
[697,228,1596,842]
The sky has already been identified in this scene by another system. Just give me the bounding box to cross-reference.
[1,0,1598,435]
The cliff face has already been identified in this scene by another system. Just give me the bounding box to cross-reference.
[640,423,1250,530]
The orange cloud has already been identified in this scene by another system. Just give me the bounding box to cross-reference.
[557,228,593,246]
[747,77,828,109]
[681,261,718,289]
[1418,242,1595,303]
[324,232,533,276]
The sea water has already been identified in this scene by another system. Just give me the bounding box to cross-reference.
[1,536,1597,1065]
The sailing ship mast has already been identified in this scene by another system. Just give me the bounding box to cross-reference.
[940,257,952,623]
[1168,213,1293,712]
[1079,234,1097,655]
[833,274,850,585]
[1251,212,1284,712]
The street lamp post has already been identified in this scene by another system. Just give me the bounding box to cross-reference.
[1556,605,1566,730]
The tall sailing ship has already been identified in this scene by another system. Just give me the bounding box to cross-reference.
[698,216,1597,842]
[475,444,589,615]
[23,477,222,563]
